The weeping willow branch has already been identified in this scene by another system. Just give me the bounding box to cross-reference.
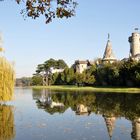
[0,57,15,101]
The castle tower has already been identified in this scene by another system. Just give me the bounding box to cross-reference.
[102,34,116,63]
[103,115,116,140]
[128,29,140,60]
[131,118,140,140]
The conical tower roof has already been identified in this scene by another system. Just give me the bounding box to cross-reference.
[104,116,116,139]
[103,35,116,61]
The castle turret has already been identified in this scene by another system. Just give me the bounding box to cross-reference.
[103,115,116,140]
[129,29,140,60]
[102,34,116,63]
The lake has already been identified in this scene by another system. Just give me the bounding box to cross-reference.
[1,88,140,140]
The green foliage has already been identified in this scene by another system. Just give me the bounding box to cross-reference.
[36,58,68,74]
[16,77,32,87]
[84,65,96,85]
[96,63,120,86]
[64,67,75,84]
[119,60,140,86]
[44,58,57,72]
[51,73,59,85]
[34,59,140,87]
[50,67,75,85]
[36,64,44,74]
[32,75,43,86]
[33,58,68,86]
[95,60,140,87]
[75,73,85,86]
[14,0,78,24]
[84,73,96,85]
[87,65,97,74]
[57,59,68,69]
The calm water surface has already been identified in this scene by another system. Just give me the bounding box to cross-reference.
[1,88,140,140]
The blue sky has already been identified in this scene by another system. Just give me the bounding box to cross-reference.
[0,0,140,77]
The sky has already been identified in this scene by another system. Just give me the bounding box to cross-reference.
[0,0,140,78]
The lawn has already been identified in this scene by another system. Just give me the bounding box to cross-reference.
[32,85,140,93]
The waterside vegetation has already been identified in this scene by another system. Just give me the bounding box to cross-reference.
[32,85,140,93]
[31,58,140,88]
[0,56,15,101]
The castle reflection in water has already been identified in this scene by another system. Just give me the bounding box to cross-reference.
[33,89,140,140]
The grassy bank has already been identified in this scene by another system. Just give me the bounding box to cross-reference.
[32,85,140,93]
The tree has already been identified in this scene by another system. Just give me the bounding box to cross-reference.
[16,77,32,87]
[134,62,140,86]
[84,73,96,86]
[32,75,43,86]
[83,65,96,86]
[119,60,138,86]
[34,58,68,85]
[63,67,75,84]
[57,59,68,69]
[50,72,59,85]
[7,0,78,24]
[0,56,15,101]
[44,58,57,72]
[75,72,85,86]
[43,58,67,73]
[36,64,44,74]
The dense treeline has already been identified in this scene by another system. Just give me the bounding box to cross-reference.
[16,77,32,87]
[95,60,140,87]
[32,59,140,87]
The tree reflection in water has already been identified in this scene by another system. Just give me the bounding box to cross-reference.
[32,89,140,140]
[0,105,15,140]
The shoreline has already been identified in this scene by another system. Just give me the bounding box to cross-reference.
[31,85,140,93]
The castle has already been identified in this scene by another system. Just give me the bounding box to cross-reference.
[74,29,140,73]
[129,29,140,61]
[102,34,116,63]
[103,29,140,63]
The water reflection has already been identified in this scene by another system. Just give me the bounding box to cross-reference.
[103,115,116,139]
[132,118,140,140]
[0,105,15,140]
[32,89,140,140]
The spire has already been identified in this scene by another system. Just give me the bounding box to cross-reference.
[103,115,116,139]
[134,28,139,32]
[108,33,110,40]
[102,34,116,62]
